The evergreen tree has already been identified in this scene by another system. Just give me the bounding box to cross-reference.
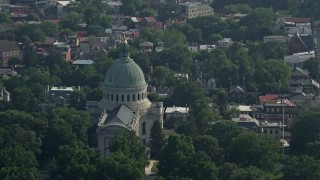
[150,121,164,159]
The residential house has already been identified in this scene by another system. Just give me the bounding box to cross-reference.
[284,51,315,69]
[10,5,29,18]
[252,94,296,127]
[232,114,284,140]
[0,68,16,79]
[44,86,78,108]
[228,105,252,115]
[164,106,189,129]
[290,67,309,86]
[53,41,71,61]
[0,40,21,67]
[229,85,247,103]
[179,2,214,19]
[141,16,158,28]
[0,86,10,102]
[139,41,153,52]
[263,35,288,44]
[284,17,311,29]
[291,92,320,108]
[288,33,314,54]
[286,26,312,35]
[106,0,122,14]
[218,38,233,48]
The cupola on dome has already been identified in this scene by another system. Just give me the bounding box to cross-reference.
[104,40,147,88]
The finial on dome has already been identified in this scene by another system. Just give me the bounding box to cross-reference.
[119,38,129,58]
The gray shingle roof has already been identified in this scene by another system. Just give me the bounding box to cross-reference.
[0,40,20,52]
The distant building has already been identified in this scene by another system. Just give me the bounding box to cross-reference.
[0,40,21,67]
[179,2,214,19]
[164,106,189,129]
[284,51,315,69]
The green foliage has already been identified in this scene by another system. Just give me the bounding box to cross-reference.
[109,131,146,163]
[193,135,224,162]
[159,135,218,179]
[139,8,155,17]
[222,4,253,14]
[96,151,145,180]
[227,132,281,171]
[255,59,290,93]
[283,155,320,180]
[23,44,38,67]
[157,4,179,21]
[52,143,98,179]
[60,11,81,31]
[40,21,59,37]
[291,106,320,156]
[188,16,229,41]
[0,146,39,180]
[158,134,194,177]
[69,90,87,110]
[303,57,319,79]
[150,121,164,159]
[207,120,244,148]
[171,82,204,106]
[151,66,175,87]
[0,12,11,23]
[229,166,274,180]
[238,8,276,40]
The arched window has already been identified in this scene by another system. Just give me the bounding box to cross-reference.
[142,122,146,135]
[138,93,140,100]
[127,94,130,101]
[121,95,124,101]
[107,93,109,100]
[132,94,136,101]
[116,94,118,101]
[111,94,113,101]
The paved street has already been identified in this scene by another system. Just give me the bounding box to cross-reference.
[145,160,157,180]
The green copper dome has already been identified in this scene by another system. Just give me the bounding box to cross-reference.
[104,41,147,88]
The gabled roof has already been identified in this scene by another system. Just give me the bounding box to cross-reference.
[143,16,157,23]
[259,94,278,103]
[103,104,137,129]
[0,40,20,52]
[139,41,153,47]
[288,33,313,50]
[291,67,309,77]
[285,17,311,24]
[229,85,245,93]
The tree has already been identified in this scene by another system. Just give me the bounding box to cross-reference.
[170,82,204,107]
[109,131,146,163]
[283,155,320,180]
[0,146,39,180]
[238,8,276,40]
[69,90,87,110]
[291,106,320,155]
[52,143,97,179]
[60,11,81,31]
[227,132,280,171]
[151,66,175,87]
[23,44,38,67]
[303,57,319,79]
[150,121,164,159]
[193,135,224,162]
[0,12,11,23]
[229,166,273,180]
[11,86,40,112]
[139,8,155,17]
[207,120,244,148]
[158,134,194,177]
[40,21,59,37]
[96,151,145,180]
[255,59,290,93]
